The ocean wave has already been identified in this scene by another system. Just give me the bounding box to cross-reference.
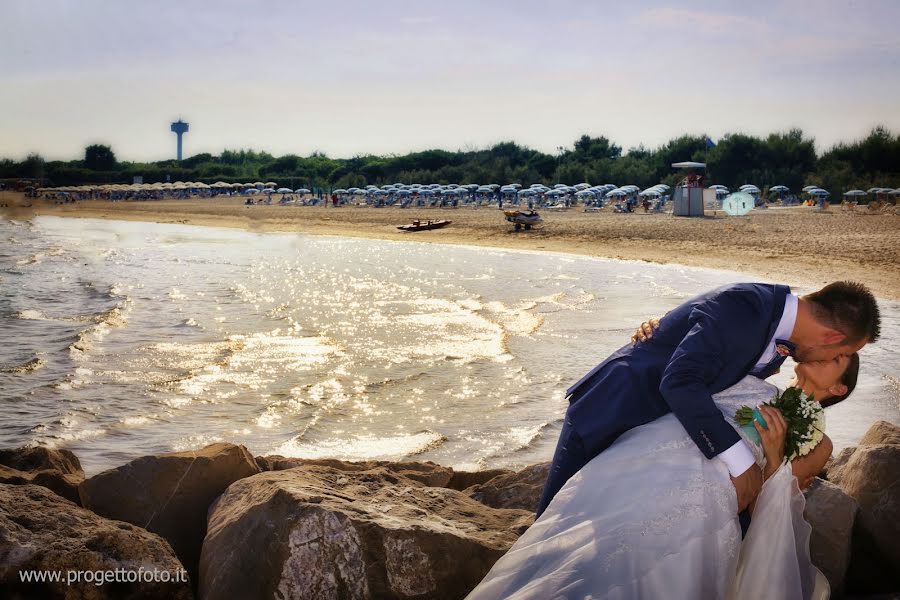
[272,430,447,461]
[16,252,45,266]
[68,300,131,358]
[0,354,45,374]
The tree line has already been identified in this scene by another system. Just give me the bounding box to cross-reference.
[2,127,898,200]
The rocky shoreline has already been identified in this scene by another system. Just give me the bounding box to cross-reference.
[1,422,897,599]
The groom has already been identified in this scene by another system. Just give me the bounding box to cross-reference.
[536,281,880,517]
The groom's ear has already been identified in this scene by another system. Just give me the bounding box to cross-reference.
[821,328,846,346]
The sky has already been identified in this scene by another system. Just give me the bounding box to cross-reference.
[2,0,899,162]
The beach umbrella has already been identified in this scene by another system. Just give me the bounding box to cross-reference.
[294,188,311,194]
[721,192,755,216]
[244,188,260,194]
[605,189,627,198]
[574,183,591,190]
[277,188,293,193]
[639,189,661,197]
[802,185,819,192]
[808,188,830,196]
[769,185,790,192]
[844,190,866,196]
[866,188,881,194]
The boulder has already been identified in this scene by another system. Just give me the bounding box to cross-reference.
[255,455,454,488]
[79,443,259,587]
[463,462,550,512]
[0,446,84,504]
[828,423,900,574]
[857,420,900,447]
[199,465,534,600]
[804,477,859,596]
[0,483,191,599]
[446,468,514,492]
[823,447,856,481]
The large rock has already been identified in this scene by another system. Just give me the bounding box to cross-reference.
[828,422,900,594]
[79,443,259,587]
[0,483,191,599]
[0,446,84,504]
[255,455,454,488]
[199,465,534,600]
[857,421,900,447]
[823,447,856,481]
[446,468,513,492]
[804,477,859,596]
[463,462,550,512]
[828,423,900,574]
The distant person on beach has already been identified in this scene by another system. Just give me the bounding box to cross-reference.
[468,281,880,599]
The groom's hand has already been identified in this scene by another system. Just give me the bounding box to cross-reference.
[730,465,763,512]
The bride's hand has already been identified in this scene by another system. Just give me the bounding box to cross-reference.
[754,405,787,476]
[631,318,660,344]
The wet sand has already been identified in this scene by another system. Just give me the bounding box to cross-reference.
[5,193,900,298]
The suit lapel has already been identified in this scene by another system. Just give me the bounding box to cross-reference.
[741,284,791,379]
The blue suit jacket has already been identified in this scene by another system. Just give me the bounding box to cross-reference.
[565,283,791,460]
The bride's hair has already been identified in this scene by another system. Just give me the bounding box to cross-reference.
[819,352,860,408]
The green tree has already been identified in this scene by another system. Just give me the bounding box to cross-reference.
[84,144,117,170]
[22,153,46,180]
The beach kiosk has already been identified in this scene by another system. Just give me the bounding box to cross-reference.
[671,161,707,217]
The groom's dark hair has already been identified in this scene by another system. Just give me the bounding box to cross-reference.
[805,281,880,344]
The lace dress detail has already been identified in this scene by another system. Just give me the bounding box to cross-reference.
[713,375,780,467]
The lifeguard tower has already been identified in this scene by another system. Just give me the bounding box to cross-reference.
[671,161,707,217]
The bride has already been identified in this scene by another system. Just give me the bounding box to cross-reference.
[466,354,858,600]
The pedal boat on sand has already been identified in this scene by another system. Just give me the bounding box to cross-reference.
[503,210,543,230]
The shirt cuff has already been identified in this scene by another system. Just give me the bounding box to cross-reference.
[717,441,756,477]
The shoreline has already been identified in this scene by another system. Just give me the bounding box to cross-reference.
[4,194,899,299]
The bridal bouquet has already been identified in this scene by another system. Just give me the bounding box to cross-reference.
[734,387,825,461]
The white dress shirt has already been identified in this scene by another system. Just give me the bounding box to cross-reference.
[717,293,798,477]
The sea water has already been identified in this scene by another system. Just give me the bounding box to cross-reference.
[1,216,897,475]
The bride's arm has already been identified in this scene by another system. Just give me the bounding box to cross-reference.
[790,434,833,490]
[755,405,788,481]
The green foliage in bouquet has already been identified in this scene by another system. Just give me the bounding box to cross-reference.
[735,386,823,460]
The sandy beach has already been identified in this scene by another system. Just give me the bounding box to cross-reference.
[4,193,899,299]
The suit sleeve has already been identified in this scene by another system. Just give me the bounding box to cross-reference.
[658,293,763,462]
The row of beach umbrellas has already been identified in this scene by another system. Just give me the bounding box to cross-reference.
[36,180,900,198]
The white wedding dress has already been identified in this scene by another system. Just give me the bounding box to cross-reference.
[467,376,829,600]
